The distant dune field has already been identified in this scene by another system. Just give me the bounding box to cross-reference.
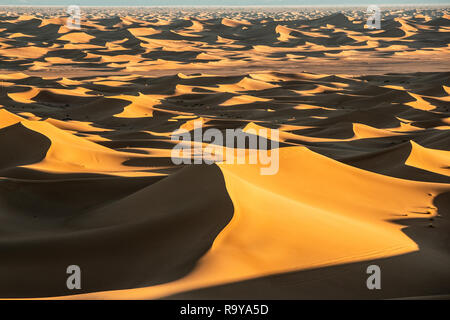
[0,6,449,299]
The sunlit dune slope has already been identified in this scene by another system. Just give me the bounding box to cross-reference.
[56,145,448,299]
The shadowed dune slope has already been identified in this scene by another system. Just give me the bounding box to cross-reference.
[0,164,233,298]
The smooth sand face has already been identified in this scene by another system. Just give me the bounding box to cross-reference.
[0,6,449,299]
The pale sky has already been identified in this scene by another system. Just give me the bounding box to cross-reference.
[4,0,450,7]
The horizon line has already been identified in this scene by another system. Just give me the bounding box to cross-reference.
[1,4,449,7]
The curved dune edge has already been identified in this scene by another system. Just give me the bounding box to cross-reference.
[46,146,447,300]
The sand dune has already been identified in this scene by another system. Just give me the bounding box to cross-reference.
[0,6,449,76]
[0,6,449,299]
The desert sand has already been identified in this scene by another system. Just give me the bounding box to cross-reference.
[0,6,449,299]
